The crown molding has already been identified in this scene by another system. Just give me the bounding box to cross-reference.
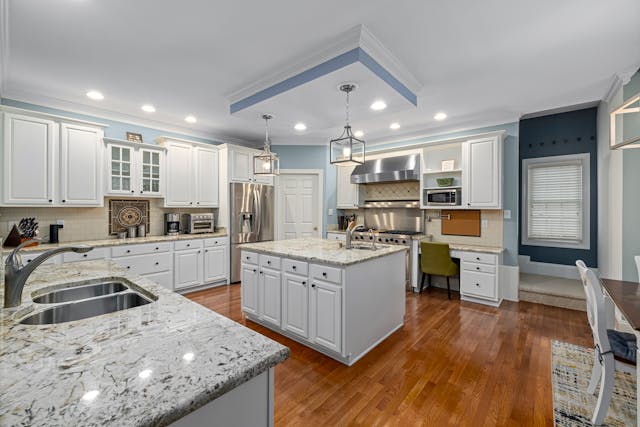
[603,65,640,105]
[0,0,9,97]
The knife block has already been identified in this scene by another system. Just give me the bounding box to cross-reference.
[2,225,39,248]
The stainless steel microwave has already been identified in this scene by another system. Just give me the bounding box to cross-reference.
[426,189,461,206]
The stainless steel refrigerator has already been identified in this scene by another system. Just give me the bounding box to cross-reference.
[230,182,274,282]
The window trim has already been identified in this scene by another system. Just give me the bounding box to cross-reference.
[521,153,590,250]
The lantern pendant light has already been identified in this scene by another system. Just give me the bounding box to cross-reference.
[329,83,365,166]
[254,114,280,176]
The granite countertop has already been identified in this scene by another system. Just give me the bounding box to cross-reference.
[0,260,289,426]
[326,229,427,240]
[240,238,407,266]
[4,229,228,253]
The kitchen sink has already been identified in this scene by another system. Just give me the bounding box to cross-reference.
[350,245,377,251]
[20,293,153,325]
[33,281,129,304]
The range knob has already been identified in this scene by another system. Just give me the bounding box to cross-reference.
[385,238,389,243]
[369,236,373,240]
[402,240,407,244]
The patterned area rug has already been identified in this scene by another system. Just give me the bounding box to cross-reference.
[552,340,636,426]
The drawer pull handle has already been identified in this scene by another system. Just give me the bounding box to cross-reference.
[83,254,88,258]
[476,257,480,260]
[214,241,218,244]
[267,260,271,265]
[302,281,306,285]
[126,250,131,253]
[475,283,480,287]
[253,269,257,273]
[322,272,327,277]
[155,247,159,250]
[187,244,191,247]
[476,267,480,270]
[155,262,159,265]
[259,271,263,275]
[246,256,250,260]
[311,284,316,288]
[205,249,208,253]
[127,266,131,269]
[292,265,296,270]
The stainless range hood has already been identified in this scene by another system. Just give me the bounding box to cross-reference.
[350,154,420,184]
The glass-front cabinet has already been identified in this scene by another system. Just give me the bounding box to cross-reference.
[105,139,165,197]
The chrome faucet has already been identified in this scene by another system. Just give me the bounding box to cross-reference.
[345,221,356,249]
[4,239,93,308]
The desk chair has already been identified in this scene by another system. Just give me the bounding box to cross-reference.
[420,242,459,299]
[576,260,636,425]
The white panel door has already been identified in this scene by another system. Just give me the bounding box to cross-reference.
[310,280,342,354]
[174,249,203,289]
[165,142,193,207]
[464,137,501,208]
[204,246,227,282]
[59,123,103,206]
[241,263,259,316]
[277,174,320,240]
[2,113,56,205]
[230,149,252,182]
[336,165,358,208]
[259,267,281,327]
[282,272,309,338]
[195,148,219,207]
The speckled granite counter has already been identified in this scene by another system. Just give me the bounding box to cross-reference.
[447,243,504,254]
[0,260,289,426]
[4,229,228,253]
[241,238,407,266]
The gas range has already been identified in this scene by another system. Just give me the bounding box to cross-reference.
[351,228,423,246]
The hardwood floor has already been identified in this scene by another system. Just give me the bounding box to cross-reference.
[186,285,592,426]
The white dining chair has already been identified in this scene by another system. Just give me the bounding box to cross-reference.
[576,260,636,425]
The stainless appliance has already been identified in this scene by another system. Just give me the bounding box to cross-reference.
[351,154,420,184]
[426,188,461,206]
[164,213,180,236]
[183,213,215,234]
[230,183,274,282]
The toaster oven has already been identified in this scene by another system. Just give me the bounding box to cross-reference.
[183,213,215,234]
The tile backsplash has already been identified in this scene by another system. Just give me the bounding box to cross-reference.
[0,199,217,243]
[424,209,503,247]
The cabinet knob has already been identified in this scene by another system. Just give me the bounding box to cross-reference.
[197,250,201,254]
[62,199,66,203]
[155,262,159,265]
[475,283,480,287]
[126,250,131,253]
[127,266,131,269]
[214,241,218,244]
[205,249,208,253]
[259,271,263,275]
[476,257,480,261]
[131,190,135,193]
[246,256,250,260]
[140,191,143,194]
[48,199,53,203]
[302,281,306,285]
[311,283,316,288]
[196,202,200,205]
[155,247,159,250]
[186,244,191,247]
[322,272,327,277]
[253,269,257,273]
[267,260,271,265]
[476,267,480,270]
[292,265,296,270]
[83,254,88,258]
[189,202,193,205]
[467,203,471,206]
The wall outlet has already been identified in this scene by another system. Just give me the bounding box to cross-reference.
[481,219,489,229]
[503,210,512,219]
[327,208,334,216]
[56,219,65,226]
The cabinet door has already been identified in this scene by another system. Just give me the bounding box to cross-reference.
[464,137,501,208]
[195,148,219,207]
[282,272,309,338]
[230,149,252,182]
[140,148,163,197]
[107,144,135,195]
[336,165,358,208]
[310,280,342,353]
[60,123,103,206]
[241,263,259,316]
[204,246,227,282]
[259,267,281,327]
[2,113,56,205]
[174,249,203,289]
[165,142,193,207]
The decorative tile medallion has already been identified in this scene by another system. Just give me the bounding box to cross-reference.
[109,199,150,234]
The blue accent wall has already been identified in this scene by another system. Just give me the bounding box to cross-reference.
[518,107,598,267]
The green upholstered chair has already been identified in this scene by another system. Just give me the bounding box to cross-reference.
[420,241,459,299]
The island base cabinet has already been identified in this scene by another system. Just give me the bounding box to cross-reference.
[241,263,259,316]
[282,273,309,338]
[310,280,342,354]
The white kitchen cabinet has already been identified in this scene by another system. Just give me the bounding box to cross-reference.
[282,272,309,338]
[241,263,259,316]
[462,136,502,209]
[336,165,359,208]
[228,145,274,185]
[204,245,227,283]
[310,279,342,354]
[60,123,103,206]
[174,248,204,289]
[163,141,193,206]
[139,148,163,197]
[259,266,282,327]
[194,147,219,207]
[105,139,165,198]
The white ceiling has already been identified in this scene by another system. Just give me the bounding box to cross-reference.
[2,0,639,147]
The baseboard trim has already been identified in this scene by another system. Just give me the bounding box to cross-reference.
[518,255,598,279]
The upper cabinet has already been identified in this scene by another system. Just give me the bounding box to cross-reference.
[1,110,105,207]
[104,138,165,198]
[336,165,359,208]
[462,137,502,209]
[159,138,219,208]
[227,145,274,185]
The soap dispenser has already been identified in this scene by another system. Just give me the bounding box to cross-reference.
[49,224,64,244]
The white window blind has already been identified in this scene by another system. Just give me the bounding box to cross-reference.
[527,161,583,242]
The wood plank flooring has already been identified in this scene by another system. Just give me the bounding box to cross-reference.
[186,285,592,426]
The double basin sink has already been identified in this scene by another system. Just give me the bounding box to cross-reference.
[19,279,154,325]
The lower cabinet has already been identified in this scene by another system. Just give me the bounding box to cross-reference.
[174,248,204,290]
[309,280,342,354]
[282,272,309,338]
[456,251,501,306]
[204,245,227,283]
[241,263,259,316]
[259,267,281,327]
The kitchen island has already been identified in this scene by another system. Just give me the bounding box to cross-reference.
[0,260,289,427]
[240,238,407,366]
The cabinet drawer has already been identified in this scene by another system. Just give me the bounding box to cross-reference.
[204,237,228,247]
[459,252,497,265]
[111,242,171,258]
[16,252,60,265]
[462,261,496,274]
[241,251,259,265]
[63,247,109,263]
[115,252,172,275]
[310,264,342,284]
[260,254,281,269]
[283,259,308,275]
[174,240,203,251]
[460,270,496,299]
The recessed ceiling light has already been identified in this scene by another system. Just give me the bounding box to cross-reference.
[86,90,104,100]
[141,104,156,113]
[354,130,364,138]
[370,100,387,111]
[434,112,447,121]
[185,115,197,123]
[294,122,307,131]
[389,122,400,130]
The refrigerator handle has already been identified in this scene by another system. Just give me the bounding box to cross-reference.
[254,187,262,237]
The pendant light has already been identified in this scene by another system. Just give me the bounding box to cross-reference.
[330,83,365,166]
[254,114,280,176]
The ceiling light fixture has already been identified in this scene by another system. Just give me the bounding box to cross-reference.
[389,122,400,130]
[141,104,156,113]
[434,112,447,121]
[294,122,307,131]
[185,115,197,123]
[86,90,104,100]
[330,84,365,166]
[370,100,387,111]
[253,114,280,176]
